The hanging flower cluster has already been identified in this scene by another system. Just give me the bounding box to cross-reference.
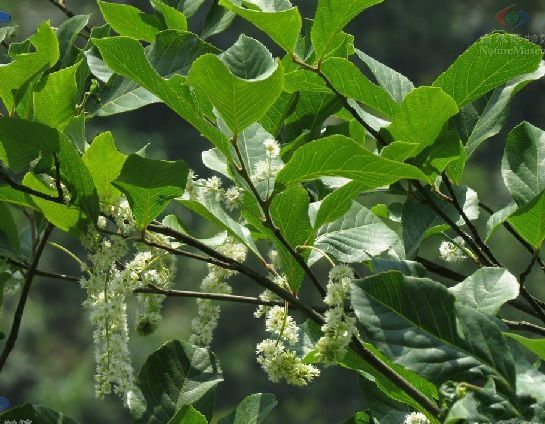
[315,265,357,365]
[80,198,177,404]
[189,237,247,347]
[256,304,320,386]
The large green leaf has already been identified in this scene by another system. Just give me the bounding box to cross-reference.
[449,268,519,315]
[201,1,236,40]
[433,33,543,107]
[458,62,545,157]
[313,181,368,229]
[0,22,59,112]
[0,118,59,173]
[218,393,277,424]
[502,122,545,205]
[219,0,301,52]
[151,0,188,31]
[502,122,545,247]
[113,155,188,229]
[0,202,20,256]
[508,193,545,248]
[270,185,312,249]
[98,1,163,43]
[0,403,77,423]
[276,135,428,189]
[313,201,400,263]
[381,87,458,161]
[320,57,400,119]
[187,35,284,133]
[311,0,382,59]
[89,30,218,117]
[33,63,79,130]
[351,272,516,390]
[82,132,126,205]
[93,36,231,155]
[133,340,223,424]
[355,49,414,103]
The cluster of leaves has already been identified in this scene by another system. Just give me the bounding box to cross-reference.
[0,0,544,423]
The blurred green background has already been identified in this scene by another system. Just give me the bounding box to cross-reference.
[0,0,544,422]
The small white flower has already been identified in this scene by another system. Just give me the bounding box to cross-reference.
[439,236,467,263]
[263,138,280,157]
[329,265,354,283]
[224,186,243,211]
[404,412,430,424]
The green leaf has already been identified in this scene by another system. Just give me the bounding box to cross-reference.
[82,132,126,204]
[90,30,218,117]
[218,393,277,424]
[270,185,312,249]
[508,193,545,248]
[433,33,543,107]
[282,91,341,141]
[311,0,382,60]
[133,340,223,424]
[402,185,479,257]
[0,22,60,112]
[98,1,163,43]
[351,271,516,390]
[355,49,414,103]
[381,87,458,161]
[113,155,188,229]
[314,181,367,229]
[93,36,231,156]
[58,134,100,222]
[449,268,519,315]
[23,173,85,234]
[219,0,302,52]
[413,129,464,179]
[201,1,236,40]
[0,403,77,423]
[151,0,188,31]
[56,15,90,68]
[33,62,79,130]
[313,201,400,263]
[320,57,400,119]
[502,122,545,205]
[504,334,545,361]
[187,35,284,133]
[0,184,37,210]
[0,118,59,173]
[167,405,207,424]
[485,202,517,241]
[276,135,428,189]
[458,62,545,157]
[502,122,545,247]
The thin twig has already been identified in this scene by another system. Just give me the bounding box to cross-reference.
[518,252,545,324]
[5,257,79,282]
[0,169,65,204]
[415,256,466,282]
[442,175,500,266]
[46,0,92,34]
[503,319,545,337]
[0,224,54,372]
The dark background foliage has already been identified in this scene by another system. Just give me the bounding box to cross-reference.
[0,0,543,422]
